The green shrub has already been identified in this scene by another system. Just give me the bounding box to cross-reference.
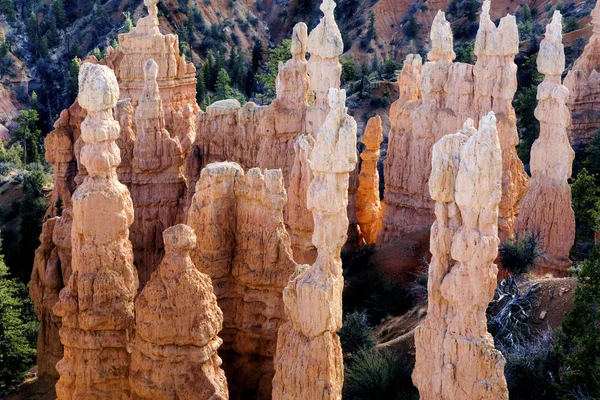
[499,232,542,276]
[571,168,600,246]
[343,349,418,399]
[339,311,375,354]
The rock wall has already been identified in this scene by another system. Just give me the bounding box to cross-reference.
[357,116,384,245]
[130,224,228,400]
[564,1,600,148]
[515,12,575,276]
[379,11,477,245]
[272,88,357,400]
[412,113,508,399]
[187,163,297,400]
[52,63,138,399]
[379,2,527,245]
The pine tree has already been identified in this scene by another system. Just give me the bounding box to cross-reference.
[0,246,36,388]
[214,68,233,101]
[9,110,42,165]
[123,11,133,32]
[204,52,214,91]
[252,39,263,71]
[53,0,67,30]
[367,11,376,40]
[571,168,600,245]
[66,57,80,103]
[0,0,17,22]
[256,40,291,103]
[556,246,600,397]
[196,69,206,105]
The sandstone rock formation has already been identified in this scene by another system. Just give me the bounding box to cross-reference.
[288,134,316,264]
[272,88,357,400]
[379,4,527,245]
[515,12,575,276]
[357,116,383,245]
[564,1,600,148]
[107,0,197,129]
[130,224,228,400]
[412,113,508,400]
[52,63,138,399]
[379,11,474,245]
[30,218,63,379]
[474,0,527,240]
[130,58,187,285]
[187,163,297,400]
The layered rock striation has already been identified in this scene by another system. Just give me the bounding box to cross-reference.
[130,58,187,285]
[515,12,575,276]
[52,63,138,399]
[130,224,228,400]
[272,88,357,400]
[473,0,527,240]
[357,116,383,245]
[379,3,527,245]
[564,1,600,148]
[412,113,508,399]
[187,163,297,400]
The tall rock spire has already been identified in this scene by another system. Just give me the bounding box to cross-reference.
[515,12,575,276]
[474,0,527,240]
[53,63,138,399]
[413,113,508,399]
[272,88,357,399]
[357,116,383,245]
[130,58,186,286]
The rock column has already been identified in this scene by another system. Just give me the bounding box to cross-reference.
[515,12,575,276]
[130,224,228,400]
[357,116,383,245]
[474,0,528,240]
[413,113,508,400]
[272,88,357,400]
[53,63,138,399]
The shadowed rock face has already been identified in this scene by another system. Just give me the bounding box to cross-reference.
[515,12,575,276]
[272,88,357,400]
[52,63,138,400]
[130,224,228,400]
[187,162,297,400]
[379,3,527,247]
[357,116,384,245]
[413,113,508,400]
[564,0,600,148]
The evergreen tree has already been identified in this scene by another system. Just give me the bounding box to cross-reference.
[0,0,17,22]
[0,247,36,388]
[256,39,291,103]
[53,0,67,30]
[251,39,263,71]
[203,54,213,91]
[123,11,133,32]
[9,110,42,165]
[214,68,233,101]
[17,170,48,281]
[66,57,80,103]
[367,11,376,40]
[571,168,600,245]
[244,68,256,98]
[196,69,206,105]
[403,15,419,38]
[46,16,59,48]
[556,246,600,397]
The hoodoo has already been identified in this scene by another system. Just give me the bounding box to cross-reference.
[413,114,508,400]
[515,12,575,276]
[272,88,357,399]
[52,63,138,399]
